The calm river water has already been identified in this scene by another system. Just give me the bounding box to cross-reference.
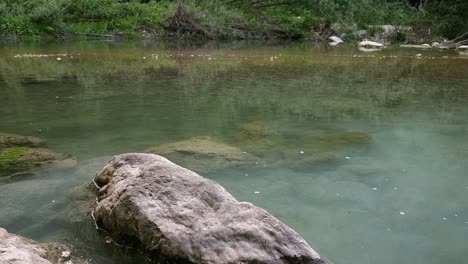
[1,40,467,264]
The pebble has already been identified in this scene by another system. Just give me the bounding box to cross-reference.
[399,211,406,215]
[394,187,398,190]
[442,217,447,221]
[61,250,71,259]
[345,156,351,160]
[254,191,261,194]
[372,187,378,190]
[56,57,62,61]
[299,150,304,154]
[51,200,55,203]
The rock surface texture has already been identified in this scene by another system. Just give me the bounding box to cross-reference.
[93,153,328,264]
[0,227,85,264]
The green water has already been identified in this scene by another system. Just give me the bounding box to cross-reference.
[1,41,468,264]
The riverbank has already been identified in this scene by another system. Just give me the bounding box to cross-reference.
[1,0,467,44]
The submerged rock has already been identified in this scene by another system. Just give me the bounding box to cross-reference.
[0,147,76,177]
[0,227,86,264]
[93,153,328,264]
[146,136,257,173]
[286,131,371,171]
[0,132,76,178]
[0,132,44,148]
[230,121,280,157]
[340,163,385,176]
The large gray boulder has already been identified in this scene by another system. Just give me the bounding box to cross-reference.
[0,227,85,264]
[93,153,328,264]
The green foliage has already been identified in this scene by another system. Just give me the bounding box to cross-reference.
[413,0,468,39]
[0,0,466,40]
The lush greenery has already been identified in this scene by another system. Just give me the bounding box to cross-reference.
[0,0,467,41]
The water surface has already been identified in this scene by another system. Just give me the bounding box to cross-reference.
[1,40,468,264]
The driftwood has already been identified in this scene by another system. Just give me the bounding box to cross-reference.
[163,0,215,38]
[440,31,468,49]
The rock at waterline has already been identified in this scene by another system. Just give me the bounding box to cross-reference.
[458,45,468,50]
[358,40,384,48]
[0,132,45,148]
[400,44,431,49]
[93,153,329,264]
[329,36,343,46]
[146,136,258,174]
[0,147,76,178]
[0,132,76,178]
[0,227,86,264]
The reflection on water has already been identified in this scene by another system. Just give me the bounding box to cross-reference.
[1,41,468,264]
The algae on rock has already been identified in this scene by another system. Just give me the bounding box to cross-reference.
[0,132,45,148]
[229,121,281,158]
[146,136,258,174]
[0,132,76,178]
[0,147,29,172]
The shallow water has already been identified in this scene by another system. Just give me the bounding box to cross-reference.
[1,40,468,264]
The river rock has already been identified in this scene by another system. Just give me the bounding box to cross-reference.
[0,227,86,264]
[93,153,328,264]
[0,132,44,148]
[458,45,468,50]
[358,40,384,48]
[230,121,280,157]
[0,147,77,178]
[286,131,371,171]
[329,36,343,46]
[146,136,257,173]
[400,44,431,49]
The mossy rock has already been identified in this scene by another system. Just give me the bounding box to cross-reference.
[0,147,30,172]
[146,136,258,174]
[0,132,45,148]
[230,121,281,157]
[0,147,76,177]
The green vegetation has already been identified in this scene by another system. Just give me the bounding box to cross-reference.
[0,147,29,172]
[0,0,467,41]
